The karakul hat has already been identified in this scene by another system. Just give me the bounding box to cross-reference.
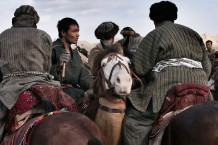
[95,21,119,40]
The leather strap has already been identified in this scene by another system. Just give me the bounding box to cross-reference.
[99,104,126,114]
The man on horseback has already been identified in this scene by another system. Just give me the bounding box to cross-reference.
[88,21,121,70]
[0,5,60,141]
[50,18,92,105]
[123,1,212,145]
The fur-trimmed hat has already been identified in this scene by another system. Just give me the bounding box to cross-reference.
[95,21,119,40]
[12,5,40,27]
[120,27,135,36]
[149,1,177,23]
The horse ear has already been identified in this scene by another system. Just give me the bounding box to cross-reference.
[122,56,131,64]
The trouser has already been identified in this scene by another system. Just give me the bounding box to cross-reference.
[122,100,158,145]
[0,101,7,142]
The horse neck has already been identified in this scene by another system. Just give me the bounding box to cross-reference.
[96,95,125,145]
[99,95,126,109]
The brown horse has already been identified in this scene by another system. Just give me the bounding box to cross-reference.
[86,48,133,145]
[29,112,108,145]
[1,112,108,145]
[161,101,218,145]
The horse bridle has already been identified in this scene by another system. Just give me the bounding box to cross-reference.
[100,55,130,89]
[98,54,134,114]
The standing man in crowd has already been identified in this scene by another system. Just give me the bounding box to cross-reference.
[206,40,216,56]
[206,40,216,79]
[123,1,211,145]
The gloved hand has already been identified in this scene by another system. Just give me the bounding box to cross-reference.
[80,54,88,63]
[60,53,71,63]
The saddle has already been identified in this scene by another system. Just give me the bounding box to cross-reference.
[149,83,209,145]
[4,84,78,134]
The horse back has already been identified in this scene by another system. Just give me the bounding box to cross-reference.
[162,101,218,145]
[29,112,108,145]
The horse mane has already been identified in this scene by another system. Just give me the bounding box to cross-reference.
[84,97,99,121]
[91,45,123,96]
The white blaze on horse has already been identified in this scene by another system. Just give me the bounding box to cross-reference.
[89,50,132,145]
[100,53,132,95]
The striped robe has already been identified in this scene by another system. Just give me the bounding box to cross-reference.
[0,28,60,109]
[129,21,211,113]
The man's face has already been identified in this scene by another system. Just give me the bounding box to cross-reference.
[206,42,212,50]
[64,24,80,44]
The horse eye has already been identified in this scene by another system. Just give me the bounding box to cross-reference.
[101,64,106,67]
[117,78,120,83]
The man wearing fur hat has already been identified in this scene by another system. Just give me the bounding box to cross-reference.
[123,1,211,145]
[0,5,60,141]
[88,21,120,70]
[115,27,143,59]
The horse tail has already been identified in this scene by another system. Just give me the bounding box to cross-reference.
[88,137,103,145]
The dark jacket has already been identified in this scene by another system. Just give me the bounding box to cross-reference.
[50,39,91,91]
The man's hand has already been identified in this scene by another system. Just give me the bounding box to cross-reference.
[60,53,71,64]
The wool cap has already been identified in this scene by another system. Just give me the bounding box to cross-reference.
[13,5,40,25]
[149,1,177,23]
[120,27,135,36]
[95,21,119,40]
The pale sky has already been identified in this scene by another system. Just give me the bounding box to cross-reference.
[0,0,218,43]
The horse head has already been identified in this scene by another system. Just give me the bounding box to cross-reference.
[100,53,132,97]
[92,47,133,99]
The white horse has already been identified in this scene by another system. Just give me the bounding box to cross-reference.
[90,51,132,145]
[100,53,132,95]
